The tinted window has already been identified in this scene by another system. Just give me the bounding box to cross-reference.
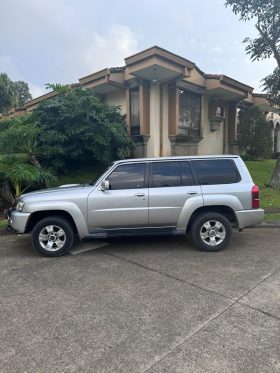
[151,162,181,187]
[181,162,195,186]
[193,159,240,185]
[107,163,145,190]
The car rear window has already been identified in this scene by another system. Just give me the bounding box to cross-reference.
[192,159,241,185]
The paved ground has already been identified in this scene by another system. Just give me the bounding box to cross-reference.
[0,228,280,373]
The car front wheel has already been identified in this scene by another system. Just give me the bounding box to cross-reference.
[31,216,75,257]
[191,212,232,252]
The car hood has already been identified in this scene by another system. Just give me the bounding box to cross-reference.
[20,184,92,200]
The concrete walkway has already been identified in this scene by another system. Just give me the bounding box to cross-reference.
[0,228,279,372]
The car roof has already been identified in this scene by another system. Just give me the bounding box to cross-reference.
[113,155,240,164]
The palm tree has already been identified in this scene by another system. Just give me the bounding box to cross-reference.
[0,115,55,203]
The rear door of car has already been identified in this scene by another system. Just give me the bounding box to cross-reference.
[191,158,244,206]
[148,160,202,227]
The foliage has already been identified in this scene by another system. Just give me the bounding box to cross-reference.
[0,115,55,203]
[262,68,280,108]
[45,83,71,95]
[0,73,32,113]
[245,160,280,207]
[33,87,133,171]
[0,73,13,113]
[225,0,280,67]
[225,0,280,188]
[7,162,55,198]
[0,115,41,157]
[238,106,272,159]
[13,81,32,107]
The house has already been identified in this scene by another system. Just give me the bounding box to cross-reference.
[18,46,279,157]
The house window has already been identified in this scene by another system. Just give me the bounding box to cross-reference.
[130,88,140,136]
[178,89,201,138]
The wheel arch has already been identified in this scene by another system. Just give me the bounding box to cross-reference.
[187,205,237,232]
[26,210,78,234]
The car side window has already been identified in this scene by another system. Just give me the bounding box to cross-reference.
[107,163,146,190]
[192,159,241,185]
[151,162,181,187]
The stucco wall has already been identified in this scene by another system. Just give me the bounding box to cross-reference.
[105,89,126,114]
[198,96,224,155]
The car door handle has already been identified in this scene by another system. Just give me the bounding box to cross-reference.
[135,193,145,197]
[187,191,198,195]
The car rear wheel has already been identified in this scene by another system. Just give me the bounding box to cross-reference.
[191,212,232,252]
[31,216,75,257]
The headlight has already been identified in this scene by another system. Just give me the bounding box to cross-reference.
[15,200,25,212]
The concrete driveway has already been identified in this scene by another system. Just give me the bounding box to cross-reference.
[0,228,280,373]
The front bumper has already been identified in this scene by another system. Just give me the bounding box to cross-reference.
[235,208,264,229]
[4,208,31,234]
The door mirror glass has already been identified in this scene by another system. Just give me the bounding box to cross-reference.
[101,180,110,191]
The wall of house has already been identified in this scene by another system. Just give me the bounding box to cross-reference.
[198,96,224,155]
[105,89,126,114]
[187,68,205,87]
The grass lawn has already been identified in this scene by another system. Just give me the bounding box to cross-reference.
[0,219,7,228]
[245,160,280,209]
[264,213,280,221]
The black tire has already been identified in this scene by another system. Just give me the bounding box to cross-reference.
[31,216,75,257]
[191,212,232,252]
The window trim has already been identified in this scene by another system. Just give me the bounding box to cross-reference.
[130,87,140,136]
[190,159,241,185]
[105,162,149,190]
[148,160,196,188]
[178,89,201,137]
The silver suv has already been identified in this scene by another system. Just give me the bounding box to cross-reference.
[5,155,264,256]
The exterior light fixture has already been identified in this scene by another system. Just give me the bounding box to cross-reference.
[151,68,157,85]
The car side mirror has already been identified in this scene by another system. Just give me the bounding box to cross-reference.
[101,180,110,191]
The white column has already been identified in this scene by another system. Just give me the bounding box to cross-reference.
[147,83,160,157]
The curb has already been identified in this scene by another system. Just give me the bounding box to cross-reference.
[256,221,280,228]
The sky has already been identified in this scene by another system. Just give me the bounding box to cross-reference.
[0,0,277,98]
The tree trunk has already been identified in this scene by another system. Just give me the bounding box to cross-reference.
[29,154,42,168]
[0,178,15,204]
[270,156,280,189]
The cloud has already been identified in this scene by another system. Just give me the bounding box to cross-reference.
[81,25,139,75]
[28,83,47,98]
[211,46,223,55]
[0,55,21,80]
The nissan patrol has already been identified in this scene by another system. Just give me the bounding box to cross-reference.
[5,155,264,256]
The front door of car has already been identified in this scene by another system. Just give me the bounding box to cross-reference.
[148,161,202,227]
[87,163,148,232]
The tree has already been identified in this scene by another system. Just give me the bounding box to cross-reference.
[225,0,280,188]
[33,87,133,172]
[13,80,32,107]
[0,115,55,203]
[0,73,32,113]
[238,106,272,159]
[0,73,13,113]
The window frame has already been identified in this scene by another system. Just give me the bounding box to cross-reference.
[148,160,196,188]
[129,87,140,136]
[106,162,149,190]
[178,89,201,137]
[190,159,241,185]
